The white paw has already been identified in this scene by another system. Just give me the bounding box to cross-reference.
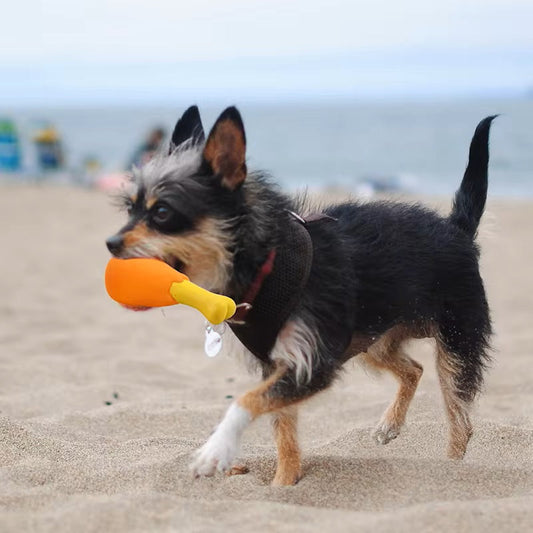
[373,422,400,445]
[191,430,239,477]
[190,403,251,478]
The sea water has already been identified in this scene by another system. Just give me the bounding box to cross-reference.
[4,97,533,196]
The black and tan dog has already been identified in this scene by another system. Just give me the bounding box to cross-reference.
[106,106,494,485]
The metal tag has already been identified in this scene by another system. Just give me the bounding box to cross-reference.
[204,322,226,358]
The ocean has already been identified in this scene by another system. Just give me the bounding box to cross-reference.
[4,97,533,196]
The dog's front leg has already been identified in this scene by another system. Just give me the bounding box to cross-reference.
[191,366,302,482]
[190,401,252,477]
[271,406,301,486]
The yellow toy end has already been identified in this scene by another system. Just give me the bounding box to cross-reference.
[169,281,236,324]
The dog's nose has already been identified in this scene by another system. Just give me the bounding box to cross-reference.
[106,234,124,254]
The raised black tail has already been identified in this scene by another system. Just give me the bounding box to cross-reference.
[450,116,497,238]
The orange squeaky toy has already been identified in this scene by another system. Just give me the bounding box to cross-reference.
[105,257,236,325]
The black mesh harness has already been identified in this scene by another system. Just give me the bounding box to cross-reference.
[228,213,329,363]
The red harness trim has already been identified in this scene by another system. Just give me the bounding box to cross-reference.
[232,249,277,322]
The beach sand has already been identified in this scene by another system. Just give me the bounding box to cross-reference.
[0,184,532,532]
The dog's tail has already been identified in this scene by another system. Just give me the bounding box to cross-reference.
[449,116,497,238]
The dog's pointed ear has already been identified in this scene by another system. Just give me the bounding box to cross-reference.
[203,106,247,190]
[169,105,205,152]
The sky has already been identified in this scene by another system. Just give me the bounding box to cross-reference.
[2,0,532,106]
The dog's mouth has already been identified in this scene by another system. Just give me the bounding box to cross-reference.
[165,256,186,274]
[111,249,186,274]
[111,252,185,273]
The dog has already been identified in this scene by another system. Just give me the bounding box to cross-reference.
[106,106,494,485]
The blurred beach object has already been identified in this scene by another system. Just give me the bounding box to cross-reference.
[0,119,21,172]
[128,127,166,168]
[354,174,414,199]
[75,155,103,187]
[95,171,128,192]
[33,123,64,171]
[94,126,165,191]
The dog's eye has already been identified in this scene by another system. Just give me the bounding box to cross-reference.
[149,202,193,233]
[152,204,173,225]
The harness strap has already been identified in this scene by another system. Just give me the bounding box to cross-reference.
[228,215,314,362]
[231,249,277,323]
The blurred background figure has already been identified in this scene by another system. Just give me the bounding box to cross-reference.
[128,127,166,168]
[0,119,21,172]
[77,155,102,186]
[33,123,64,172]
[94,126,167,191]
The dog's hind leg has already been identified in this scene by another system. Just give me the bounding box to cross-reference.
[433,272,491,459]
[271,406,301,486]
[435,299,490,458]
[360,328,423,445]
[435,340,473,459]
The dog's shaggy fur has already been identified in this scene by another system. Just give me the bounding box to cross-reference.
[107,106,495,485]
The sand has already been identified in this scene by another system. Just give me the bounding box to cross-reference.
[0,184,532,532]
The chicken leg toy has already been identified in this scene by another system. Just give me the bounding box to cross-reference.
[105,257,236,325]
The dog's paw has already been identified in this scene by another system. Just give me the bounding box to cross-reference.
[190,431,239,477]
[373,422,400,445]
[272,469,301,486]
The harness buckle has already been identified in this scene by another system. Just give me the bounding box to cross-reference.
[226,303,253,325]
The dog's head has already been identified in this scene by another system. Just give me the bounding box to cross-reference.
[106,106,248,292]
